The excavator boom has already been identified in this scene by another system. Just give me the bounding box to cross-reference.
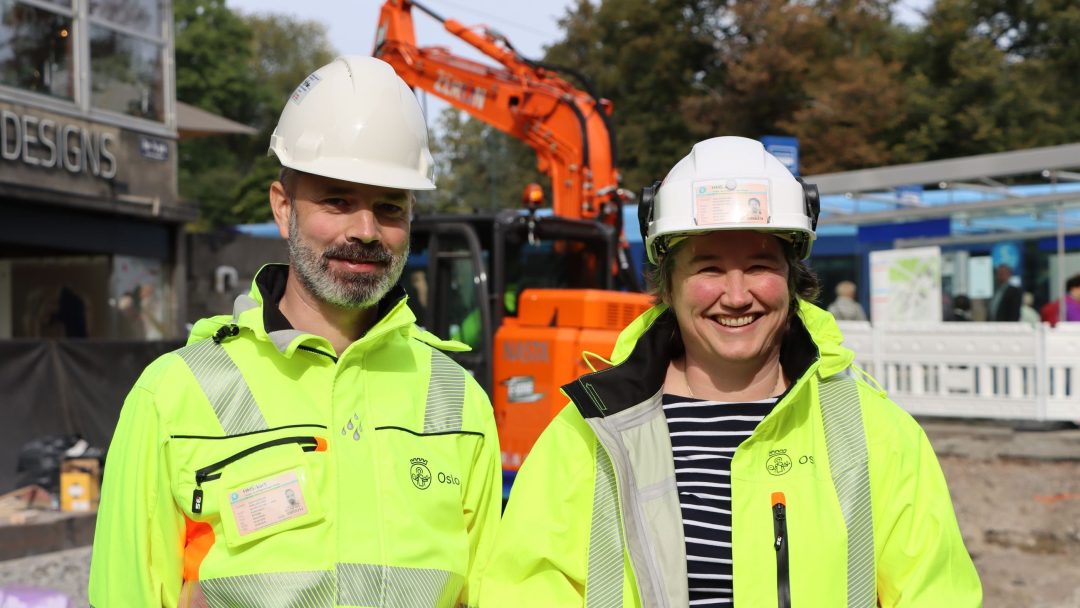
[375,0,625,223]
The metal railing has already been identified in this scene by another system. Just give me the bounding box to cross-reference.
[838,321,1080,421]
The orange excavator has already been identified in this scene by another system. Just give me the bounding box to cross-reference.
[375,0,651,486]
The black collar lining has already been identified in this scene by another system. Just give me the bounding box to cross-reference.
[564,308,819,419]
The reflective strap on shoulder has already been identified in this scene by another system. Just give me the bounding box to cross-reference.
[586,444,624,608]
[176,339,268,435]
[424,350,465,433]
[818,373,876,608]
[192,564,463,608]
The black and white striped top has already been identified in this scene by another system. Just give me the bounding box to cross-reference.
[662,393,779,606]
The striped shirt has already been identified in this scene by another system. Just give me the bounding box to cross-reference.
[662,393,778,606]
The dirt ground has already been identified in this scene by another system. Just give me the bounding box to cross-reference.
[925,421,1080,608]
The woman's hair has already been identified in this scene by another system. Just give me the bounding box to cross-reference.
[645,233,820,321]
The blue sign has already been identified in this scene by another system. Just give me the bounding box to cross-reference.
[991,242,1022,275]
[139,136,169,161]
[760,135,799,176]
[895,184,923,206]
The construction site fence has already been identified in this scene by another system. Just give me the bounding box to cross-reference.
[0,339,183,493]
[838,321,1080,422]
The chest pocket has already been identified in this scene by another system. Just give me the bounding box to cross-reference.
[202,437,327,548]
[172,337,329,547]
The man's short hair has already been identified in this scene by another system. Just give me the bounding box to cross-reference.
[1067,273,1080,292]
[279,166,300,199]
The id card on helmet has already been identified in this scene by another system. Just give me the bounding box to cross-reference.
[692,179,770,226]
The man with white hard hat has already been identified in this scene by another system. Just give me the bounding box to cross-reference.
[90,56,501,607]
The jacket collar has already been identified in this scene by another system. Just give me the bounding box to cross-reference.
[563,300,854,419]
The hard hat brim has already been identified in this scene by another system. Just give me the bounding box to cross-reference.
[274,154,436,191]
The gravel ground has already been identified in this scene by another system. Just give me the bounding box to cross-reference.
[927,421,1080,608]
[0,420,1076,607]
[0,545,90,606]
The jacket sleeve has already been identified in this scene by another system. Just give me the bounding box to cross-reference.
[875,425,982,607]
[89,383,185,607]
[459,384,503,608]
[479,411,595,608]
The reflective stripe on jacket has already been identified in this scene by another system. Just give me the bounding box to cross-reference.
[90,265,501,608]
[480,301,981,607]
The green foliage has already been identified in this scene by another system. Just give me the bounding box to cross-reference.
[175,2,336,229]
[174,0,262,123]
[545,0,722,190]
[428,0,1080,192]
[895,0,1075,161]
[420,109,543,214]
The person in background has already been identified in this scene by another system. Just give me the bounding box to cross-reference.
[989,263,1022,321]
[480,137,980,607]
[1020,292,1041,327]
[89,57,501,607]
[950,294,974,321]
[827,280,867,321]
[1040,273,1080,326]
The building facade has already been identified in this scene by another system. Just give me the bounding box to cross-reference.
[0,0,190,339]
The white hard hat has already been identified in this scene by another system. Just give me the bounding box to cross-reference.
[642,136,819,262]
[268,56,435,190]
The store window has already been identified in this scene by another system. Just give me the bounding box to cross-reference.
[89,0,165,121]
[0,0,169,124]
[90,25,163,121]
[90,0,160,37]
[0,1,75,100]
[110,255,170,339]
[7,256,110,338]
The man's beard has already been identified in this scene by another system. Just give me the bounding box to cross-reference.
[287,210,408,309]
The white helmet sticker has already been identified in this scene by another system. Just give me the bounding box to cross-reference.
[692,179,770,226]
[290,73,323,105]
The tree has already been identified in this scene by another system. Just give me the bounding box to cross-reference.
[421,109,543,214]
[544,0,722,190]
[410,0,1080,207]
[680,0,911,174]
[228,13,336,223]
[174,2,336,228]
[894,0,1074,162]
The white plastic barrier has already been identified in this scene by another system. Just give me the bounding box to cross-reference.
[836,321,1080,421]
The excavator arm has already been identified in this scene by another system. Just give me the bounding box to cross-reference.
[374,0,627,224]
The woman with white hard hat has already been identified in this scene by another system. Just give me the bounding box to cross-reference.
[480,136,980,607]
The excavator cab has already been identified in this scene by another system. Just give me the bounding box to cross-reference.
[405,210,616,391]
[405,210,651,493]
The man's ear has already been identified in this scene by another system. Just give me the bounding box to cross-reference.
[269,181,292,240]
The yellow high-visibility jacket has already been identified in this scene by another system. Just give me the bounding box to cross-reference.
[481,301,981,607]
[90,265,501,607]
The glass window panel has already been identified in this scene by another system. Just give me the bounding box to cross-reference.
[90,0,161,38]
[90,25,164,121]
[0,2,74,99]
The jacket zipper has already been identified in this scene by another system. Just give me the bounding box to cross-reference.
[191,435,324,513]
[773,491,791,608]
